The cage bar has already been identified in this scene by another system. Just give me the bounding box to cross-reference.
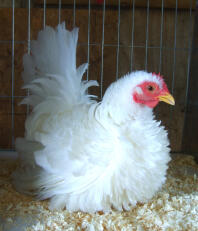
[184,0,193,110]
[11,0,15,147]
[86,0,91,81]
[0,41,191,50]
[171,0,178,95]
[73,0,76,27]
[0,96,25,98]
[116,0,121,80]
[182,0,193,143]
[145,0,149,70]
[130,0,135,72]
[27,0,31,54]
[100,0,105,98]
[27,0,31,115]
[159,0,164,73]
[43,0,46,28]
[58,0,61,24]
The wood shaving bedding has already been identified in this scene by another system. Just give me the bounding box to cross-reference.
[0,154,198,231]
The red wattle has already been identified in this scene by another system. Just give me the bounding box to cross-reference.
[144,100,159,108]
[133,93,159,108]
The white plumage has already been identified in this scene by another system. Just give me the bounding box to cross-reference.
[13,23,173,213]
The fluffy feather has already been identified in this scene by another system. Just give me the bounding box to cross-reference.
[13,23,171,213]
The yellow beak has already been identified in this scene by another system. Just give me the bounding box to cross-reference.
[158,93,175,105]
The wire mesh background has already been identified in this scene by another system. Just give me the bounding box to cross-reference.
[0,0,195,152]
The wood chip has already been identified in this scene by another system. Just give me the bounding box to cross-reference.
[0,154,198,231]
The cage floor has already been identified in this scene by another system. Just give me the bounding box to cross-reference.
[0,154,198,231]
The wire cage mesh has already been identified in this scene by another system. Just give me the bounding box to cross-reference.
[0,0,196,158]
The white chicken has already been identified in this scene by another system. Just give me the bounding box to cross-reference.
[13,23,175,213]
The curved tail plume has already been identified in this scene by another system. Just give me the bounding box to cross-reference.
[21,22,98,111]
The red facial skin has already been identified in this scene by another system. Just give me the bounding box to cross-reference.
[133,74,170,108]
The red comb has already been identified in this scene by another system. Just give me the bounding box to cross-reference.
[152,72,168,92]
[152,72,164,79]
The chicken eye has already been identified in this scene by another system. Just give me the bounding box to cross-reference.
[147,85,155,92]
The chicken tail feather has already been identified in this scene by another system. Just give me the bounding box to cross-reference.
[21,22,98,111]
